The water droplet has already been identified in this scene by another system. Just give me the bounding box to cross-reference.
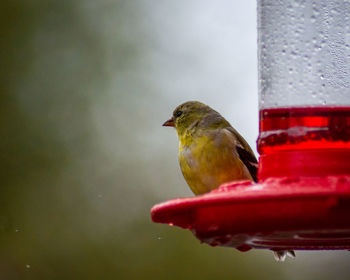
[26,264,31,269]
[314,44,322,51]
[168,223,174,226]
[291,51,298,57]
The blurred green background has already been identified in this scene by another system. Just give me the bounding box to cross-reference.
[1,0,350,279]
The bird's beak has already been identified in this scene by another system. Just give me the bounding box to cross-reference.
[162,117,175,127]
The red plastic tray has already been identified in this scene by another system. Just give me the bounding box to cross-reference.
[151,177,350,251]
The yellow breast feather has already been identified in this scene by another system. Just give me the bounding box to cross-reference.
[178,129,252,195]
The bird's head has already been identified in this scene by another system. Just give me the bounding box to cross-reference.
[163,101,229,136]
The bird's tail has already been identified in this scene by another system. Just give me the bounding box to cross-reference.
[273,250,296,262]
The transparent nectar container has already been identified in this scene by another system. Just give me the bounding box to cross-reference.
[257,0,350,180]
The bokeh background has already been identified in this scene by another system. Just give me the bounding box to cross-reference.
[2,0,350,279]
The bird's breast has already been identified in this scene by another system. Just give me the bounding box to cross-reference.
[178,135,225,194]
[178,132,251,195]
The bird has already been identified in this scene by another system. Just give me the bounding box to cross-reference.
[163,101,295,261]
[163,101,257,194]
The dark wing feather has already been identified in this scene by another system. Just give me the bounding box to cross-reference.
[236,146,258,182]
[224,127,258,183]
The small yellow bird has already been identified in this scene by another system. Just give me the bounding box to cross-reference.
[163,101,295,261]
[163,101,258,195]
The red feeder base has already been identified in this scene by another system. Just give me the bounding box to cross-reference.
[151,177,350,252]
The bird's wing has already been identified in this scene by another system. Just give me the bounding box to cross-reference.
[235,146,258,182]
[225,127,258,183]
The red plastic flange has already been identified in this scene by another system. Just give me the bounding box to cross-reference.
[151,176,350,251]
[152,148,350,251]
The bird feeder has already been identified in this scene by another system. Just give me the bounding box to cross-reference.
[151,0,350,253]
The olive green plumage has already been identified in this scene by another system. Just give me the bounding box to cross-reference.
[163,101,257,195]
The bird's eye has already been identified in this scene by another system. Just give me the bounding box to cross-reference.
[175,110,183,118]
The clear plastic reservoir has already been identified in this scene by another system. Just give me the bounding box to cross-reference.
[257,0,350,156]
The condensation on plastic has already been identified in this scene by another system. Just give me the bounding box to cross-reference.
[258,0,350,109]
